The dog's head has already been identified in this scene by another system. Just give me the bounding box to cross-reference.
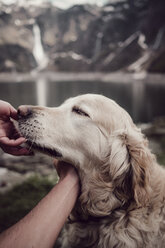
[18,94,154,217]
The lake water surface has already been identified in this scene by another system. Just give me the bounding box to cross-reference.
[0,72,165,123]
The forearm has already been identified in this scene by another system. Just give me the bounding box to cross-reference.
[0,174,79,248]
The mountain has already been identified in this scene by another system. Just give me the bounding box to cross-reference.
[0,0,164,73]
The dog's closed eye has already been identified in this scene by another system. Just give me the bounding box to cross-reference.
[72,106,90,118]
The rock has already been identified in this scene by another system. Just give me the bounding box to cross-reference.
[138,117,165,157]
[140,117,165,136]
[48,52,91,72]
[0,4,37,72]
[0,167,34,193]
[97,33,143,72]
[0,150,54,175]
[0,44,37,72]
[148,49,165,73]
[0,148,57,193]
[0,1,165,73]
[37,4,100,57]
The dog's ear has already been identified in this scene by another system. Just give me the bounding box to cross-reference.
[123,129,153,206]
[109,128,153,208]
[79,129,153,218]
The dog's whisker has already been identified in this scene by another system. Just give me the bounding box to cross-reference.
[28,137,36,151]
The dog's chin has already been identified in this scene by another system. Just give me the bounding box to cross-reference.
[26,140,62,158]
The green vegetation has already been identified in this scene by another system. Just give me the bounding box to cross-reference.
[157,153,165,166]
[0,175,56,233]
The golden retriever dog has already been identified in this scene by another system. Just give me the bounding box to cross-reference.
[18,94,165,248]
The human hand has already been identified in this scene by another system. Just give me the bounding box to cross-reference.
[0,100,32,156]
[54,160,79,185]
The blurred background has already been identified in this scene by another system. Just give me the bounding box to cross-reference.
[0,0,165,236]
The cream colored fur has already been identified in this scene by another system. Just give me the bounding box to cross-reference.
[18,94,165,248]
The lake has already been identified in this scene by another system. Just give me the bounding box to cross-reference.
[0,72,165,123]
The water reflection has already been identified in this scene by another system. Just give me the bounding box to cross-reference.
[36,78,47,106]
[0,80,37,107]
[0,72,165,123]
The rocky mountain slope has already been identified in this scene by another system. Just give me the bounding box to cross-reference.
[0,0,164,73]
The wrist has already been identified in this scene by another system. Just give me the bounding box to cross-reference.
[58,171,80,195]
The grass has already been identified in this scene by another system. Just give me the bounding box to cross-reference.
[157,153,165,166]
[0,175,56,233]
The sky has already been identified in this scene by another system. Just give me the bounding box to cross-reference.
[0,0,108,9]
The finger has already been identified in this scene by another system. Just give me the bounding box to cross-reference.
[9,106,18,120]
[0,102,17,120]
[0,137,26,146]
[53,159,58,168]
[54,160,61,175]
[1,145,34,156]
[15,147,34,156]
[12,131,21,139]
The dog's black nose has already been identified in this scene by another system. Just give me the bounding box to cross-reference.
[17,106,32,119]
